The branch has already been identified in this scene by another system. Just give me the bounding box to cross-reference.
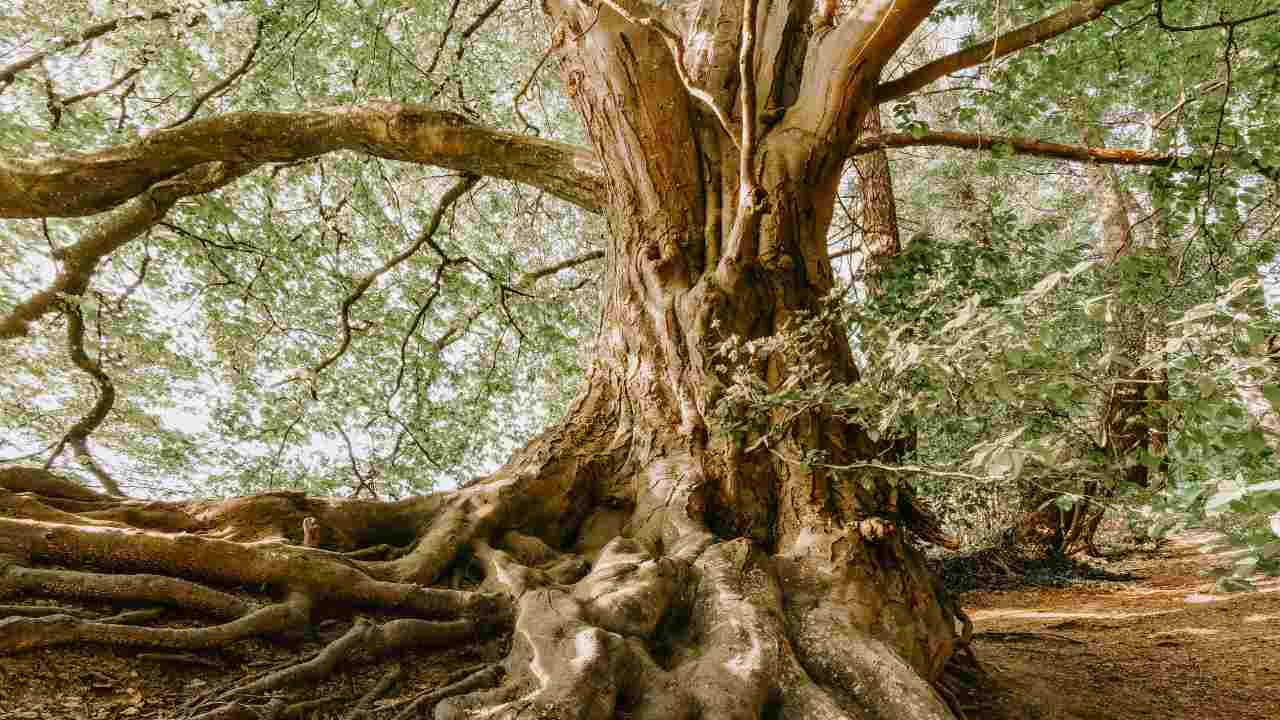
[852,129,1171,164]
[595,0,739,144]
[52,303,125,497]
[876,0,1139,103]
[60,65,145,109]
[312,174,478,375]
[0,102,606,219]
[716,0,767,283]
[0,11,173,91]
[794,0,939,139]
[163,19,266,130]
[515,248,604,284]
[0,161,259,340]
[1155,0,1278,32]
[423,0,464,78]
[850,129,1280,180]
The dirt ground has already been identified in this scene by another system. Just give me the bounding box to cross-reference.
[1,531,1277,719]
[967,530,1280,720]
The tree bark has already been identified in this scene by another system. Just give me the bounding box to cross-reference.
[856,110,903,298]
[3,3,965,718]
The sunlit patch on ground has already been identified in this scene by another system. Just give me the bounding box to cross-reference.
[961,532,1280,720]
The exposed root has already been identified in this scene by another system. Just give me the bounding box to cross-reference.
[1,447,964,720]
[1,556,251,618]
[0,465,112,502]
[391,665,502,720]
[97,607,167,624]
[343,543,409,560]
[227,617,371,697]
[0,592,310,655]
[0,603,93,618]
[345,661,406,720]
[136,651,225,668]
[231,617,479,697]
[0,516,504,620]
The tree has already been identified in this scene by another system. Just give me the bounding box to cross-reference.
[2,1,1277,718]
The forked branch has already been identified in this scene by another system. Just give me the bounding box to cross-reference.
[0,161,258,340]
[311,174,478,375]
[0,11,173,91]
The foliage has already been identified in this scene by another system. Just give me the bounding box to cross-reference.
[1,0,598,496]
[1,1,1276,540]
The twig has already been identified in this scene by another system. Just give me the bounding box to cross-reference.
[164,20,266,129]
[1154,0,1278,32]
[0,11,173,92]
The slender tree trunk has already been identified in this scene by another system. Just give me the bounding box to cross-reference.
[856,110,903,298]
[1073,141,1169,554]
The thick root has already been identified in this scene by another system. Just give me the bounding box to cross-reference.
[2,449,963,720]
[0,517,503,620]
[0,592,311,655]
[445,532,955,720]
[1,557,250,618]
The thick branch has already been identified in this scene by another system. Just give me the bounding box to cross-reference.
[876,0,1139,103]
[595,0,739,143]
[0,102,606,219]
[0,161,258,339]
[794,0,938,139]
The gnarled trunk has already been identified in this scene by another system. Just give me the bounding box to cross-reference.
[3,2,963,718]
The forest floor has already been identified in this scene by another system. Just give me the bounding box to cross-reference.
[1,530,1277,719]
[964,529,1280,720]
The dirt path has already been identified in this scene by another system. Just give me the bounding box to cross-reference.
[966,530,1280,719]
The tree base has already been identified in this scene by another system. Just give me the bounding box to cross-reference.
[2,464,960,719]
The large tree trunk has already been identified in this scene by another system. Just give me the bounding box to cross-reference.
[3,3,962,718]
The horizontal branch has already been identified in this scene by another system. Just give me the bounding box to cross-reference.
[852,130,1172,165]
[516,248,605,284]
[876,0,1138,103]
[1155,0,1279,32]
[0,102,606,219]
[851,130,1280,180]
